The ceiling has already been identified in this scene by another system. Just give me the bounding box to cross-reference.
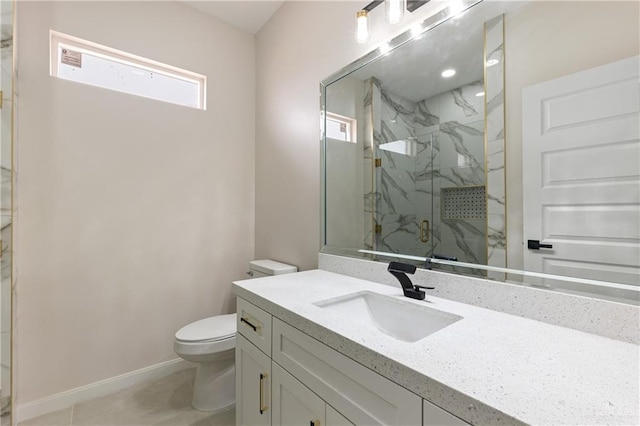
[182,1,284,34]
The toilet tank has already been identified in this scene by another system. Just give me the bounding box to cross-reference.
[248,259,297,278]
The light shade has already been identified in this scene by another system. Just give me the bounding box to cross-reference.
[356,10,370,43]
[385,0,406,24]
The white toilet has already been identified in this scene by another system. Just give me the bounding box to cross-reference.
[174,260,297,412]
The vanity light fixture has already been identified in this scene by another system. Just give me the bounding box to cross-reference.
[448,0,466,16]
[441,68,456,78]
[411,23,424,38]
[356,0,430,44]
[386,0,406,24]
[356,10,371,43]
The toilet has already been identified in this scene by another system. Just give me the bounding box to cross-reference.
[174,260,297,412]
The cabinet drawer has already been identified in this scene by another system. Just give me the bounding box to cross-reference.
[237,298,272,355]
[272,318,422,425]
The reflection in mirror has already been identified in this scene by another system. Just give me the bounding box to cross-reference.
[0,0,11,423]
[324,1,507,270]
[321,0,640,305]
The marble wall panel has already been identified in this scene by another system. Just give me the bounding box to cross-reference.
[438,120,485,187]
[378,167,416,215]
[438,80,484,124]
[484,15,506,270]
[414,97,440,133]
[439,218,487,265]
[380,90,416,143]
[0,221,9,334]
[0,99,10,216]
[486,138,505,212]
[375,213,420,255]
[0,3,11,413]
[363,80,374,250]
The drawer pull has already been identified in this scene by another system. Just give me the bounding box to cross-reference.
[259,373,269,414]
[420,219,430,243]
[241,316,259,332]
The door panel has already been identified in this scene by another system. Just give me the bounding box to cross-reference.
[522,55,640,289]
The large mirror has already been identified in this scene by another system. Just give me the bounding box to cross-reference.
[321,0,639,305]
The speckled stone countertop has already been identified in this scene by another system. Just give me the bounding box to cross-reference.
[232,270,639,426]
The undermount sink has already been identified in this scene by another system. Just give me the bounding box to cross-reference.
[313,291,462,343]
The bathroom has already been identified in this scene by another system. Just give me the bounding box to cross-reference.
[1,0,638,425]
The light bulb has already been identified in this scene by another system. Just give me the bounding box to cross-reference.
[441,69,456,78]
[385,0,406,24]
[356,10,370,44]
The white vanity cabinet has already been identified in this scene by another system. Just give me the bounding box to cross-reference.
[236,297,469,426]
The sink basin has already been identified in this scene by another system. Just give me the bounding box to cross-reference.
[314,291,462,342]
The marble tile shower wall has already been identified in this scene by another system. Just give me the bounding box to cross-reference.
[484,15,506,278]
[365,76,489,266]
[0,2,11,411]
[363,81,374,251]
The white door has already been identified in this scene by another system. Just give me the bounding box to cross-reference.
[272,362,325,426]
[522,56,640,291]
[236,335,272,426]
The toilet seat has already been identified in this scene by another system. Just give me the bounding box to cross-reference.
[175,313,237,343]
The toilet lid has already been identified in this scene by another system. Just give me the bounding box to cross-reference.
[175,313,237,342]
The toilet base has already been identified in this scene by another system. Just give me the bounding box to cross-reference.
[192,357,236,412]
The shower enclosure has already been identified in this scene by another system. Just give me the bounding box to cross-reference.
[364,77,488,266]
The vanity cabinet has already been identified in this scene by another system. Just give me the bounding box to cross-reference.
[236,298,469,426]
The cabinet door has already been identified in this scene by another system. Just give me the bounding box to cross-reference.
[423,399,470,425]
[272,362,325,426]
[236,335,271,426]
[326,405,354,426]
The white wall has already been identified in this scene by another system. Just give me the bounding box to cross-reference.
[325,76,364,249]
[15,1,255,403]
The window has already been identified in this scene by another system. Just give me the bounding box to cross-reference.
[323,112,356,143]
[50,30,206,110]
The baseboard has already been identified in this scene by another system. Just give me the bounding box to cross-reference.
[16,358,192,423]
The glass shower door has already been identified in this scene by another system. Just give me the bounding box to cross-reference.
[373,131,435,260]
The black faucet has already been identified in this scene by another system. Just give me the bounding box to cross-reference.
[387,261,434,300]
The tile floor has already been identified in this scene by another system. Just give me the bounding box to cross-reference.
[18,368,235,426]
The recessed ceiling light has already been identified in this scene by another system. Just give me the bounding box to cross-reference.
[441,69,456,78]
[475,91,485,97]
